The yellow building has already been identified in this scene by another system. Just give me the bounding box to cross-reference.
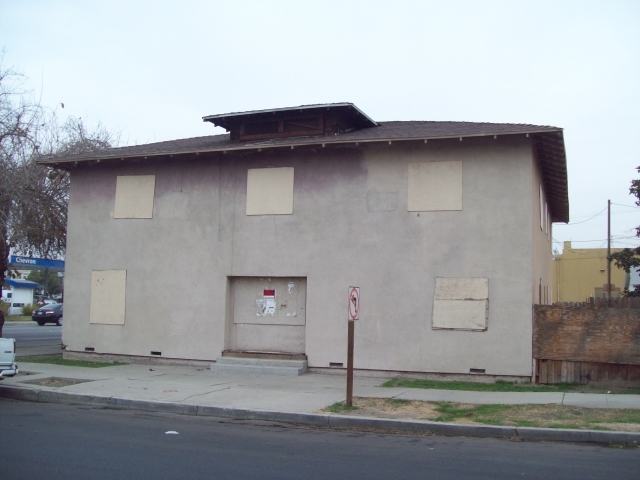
[553,241,625,302]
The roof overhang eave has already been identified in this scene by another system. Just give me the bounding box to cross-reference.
[38,128,564,169]
[202,103,379,129]
[38,128,570,223]
[532,133,569,223]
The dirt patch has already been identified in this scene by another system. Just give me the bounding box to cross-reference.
[21,377,94,388]
[591,423,640,432]
[319,397,640,431]
[320,397,455,422]
[342,397,441,420]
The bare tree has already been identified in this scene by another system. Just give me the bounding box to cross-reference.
[0,60,44,287]
[0,58,117,287]
[10,117,117,258]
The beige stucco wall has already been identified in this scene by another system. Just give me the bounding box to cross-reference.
[62,135,543,377]
[532,154,554,306]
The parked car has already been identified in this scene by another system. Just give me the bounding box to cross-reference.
[35,297,56,306]
[32,303,63,326]
[0,338,18,379]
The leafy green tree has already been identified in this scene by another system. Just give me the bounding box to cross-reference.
[609,167,640,296]
[26,269,63,296]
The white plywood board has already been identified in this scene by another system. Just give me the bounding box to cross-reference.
[435,277,489,300]
[90,270,126,325]
[114,175,156,219]
[432,299,488,331]
[246,167,294,215]
[232,277,306,326]
[407,161,462,212]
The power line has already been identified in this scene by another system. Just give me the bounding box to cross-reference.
[564,207,607,225]
[611,210,640,215]
[611,202,640,209]
[554,235,637,244]
[558,206,638,224]
[554,256,614,261]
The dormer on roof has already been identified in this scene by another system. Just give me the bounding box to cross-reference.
[202,103,378,142]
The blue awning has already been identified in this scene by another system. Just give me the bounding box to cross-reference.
[4,279,39,289]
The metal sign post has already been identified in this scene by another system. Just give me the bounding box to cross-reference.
[346,286,360,407]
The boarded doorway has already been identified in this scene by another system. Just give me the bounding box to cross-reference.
[226,277,307,355]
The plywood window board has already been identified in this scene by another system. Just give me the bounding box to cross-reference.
[90,270,126,325]
[114,175,156,219]
[432,277,488,331]
[246,167,294,215]
[408,161,462,212]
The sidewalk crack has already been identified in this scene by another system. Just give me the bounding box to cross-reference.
[180,386,231,402]
[561,392,565,405]
[208,380,245,387]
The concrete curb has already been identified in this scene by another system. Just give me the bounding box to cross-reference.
[1,385,639,444]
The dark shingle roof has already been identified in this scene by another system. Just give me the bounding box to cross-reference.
[203,102,378,130]
[39,121,561,164]
[39,120,568,222]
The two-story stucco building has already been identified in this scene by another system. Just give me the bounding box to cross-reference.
[41,103,569,381]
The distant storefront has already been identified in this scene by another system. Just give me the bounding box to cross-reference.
[8,255,65,295]
[553,241,625,302]
[3,279,39,314]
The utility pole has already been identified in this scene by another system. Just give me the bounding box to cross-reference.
[607,199,611,301]
[44,267,49,298]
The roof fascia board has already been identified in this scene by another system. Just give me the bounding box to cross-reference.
[39,129,563,167]
[202,103,376,123]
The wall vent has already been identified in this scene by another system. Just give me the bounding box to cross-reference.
[469,368,485,374]
[330,362,344,368]
[84,347,95,352]
[150,351,162,356]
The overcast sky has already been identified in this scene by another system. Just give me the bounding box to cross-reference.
[2,0,639,252]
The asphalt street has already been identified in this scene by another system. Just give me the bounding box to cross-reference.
[2,322,62,356]
[0,399,638,480]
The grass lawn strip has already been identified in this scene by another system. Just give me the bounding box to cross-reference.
[319,397,640,432]
[6,315,33,322]
[383,378,640,395]
[325,402,360,414]
[18,353,127,368]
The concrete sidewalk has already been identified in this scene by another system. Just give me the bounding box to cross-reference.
[1,361,639,444]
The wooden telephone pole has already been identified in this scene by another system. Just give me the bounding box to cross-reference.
[607,199,611,301]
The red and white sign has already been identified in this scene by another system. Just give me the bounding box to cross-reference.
[348,286,360,321]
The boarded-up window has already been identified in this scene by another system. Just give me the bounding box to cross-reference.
[114,175,156,219]
[90,270,126,325]
[407,161,462,212]
[544,202,548,235]
[432,277,488,331]
[246,167,294,215]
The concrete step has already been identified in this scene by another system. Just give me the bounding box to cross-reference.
[211,356,308,376]
[216,356,307,368]
[222,350,307,361]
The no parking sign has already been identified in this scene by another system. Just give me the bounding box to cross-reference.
[348,286,360,321]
